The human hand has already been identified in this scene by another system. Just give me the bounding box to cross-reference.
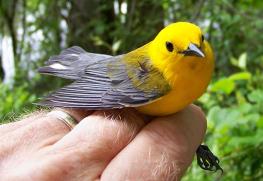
[0,105,206,181]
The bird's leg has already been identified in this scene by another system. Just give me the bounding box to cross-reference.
[196,144,223,173]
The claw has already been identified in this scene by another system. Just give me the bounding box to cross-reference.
[196,145,223,173]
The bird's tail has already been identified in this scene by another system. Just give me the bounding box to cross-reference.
[38,46,111,80]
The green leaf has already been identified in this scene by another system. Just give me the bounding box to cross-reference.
[230,57,238,67]
[229,72,251,81]
[248,89,263,103]
[238,53,247,70]
[256,117,263,128]
[235,91,246,104]
[210,78,235,94]
[198,92,210,103]
[236,103,253,114]
[112,40,122,54]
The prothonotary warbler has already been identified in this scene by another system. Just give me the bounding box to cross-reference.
[38,22,213,115]
[38,22,222,173]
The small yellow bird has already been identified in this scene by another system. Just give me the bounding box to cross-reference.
[39,22,221,172]
[39,22,214,116]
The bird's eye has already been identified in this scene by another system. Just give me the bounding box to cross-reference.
[201,35,204,42]
[165,41,174,52]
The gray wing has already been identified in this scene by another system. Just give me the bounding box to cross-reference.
[39,52,171,109]
[38,46,112,80]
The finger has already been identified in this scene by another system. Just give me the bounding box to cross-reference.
[0,111,47,135]
[101,105,207,181]
[0,108,89,135]
[28,108,92,147]
[59,108,93,123]
[0,109,91,156]
[50,109,146,180]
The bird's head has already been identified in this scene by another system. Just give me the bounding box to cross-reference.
[149,22,213,72]
[148,22,214,87]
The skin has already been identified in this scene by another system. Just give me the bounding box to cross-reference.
[0,105,206,181]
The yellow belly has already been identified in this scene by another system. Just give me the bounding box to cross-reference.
[136,68,211,116]
[136,91,190,116]
[137,63,212,116]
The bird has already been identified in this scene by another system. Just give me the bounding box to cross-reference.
[38,22,213,116]
[38,22,222,172]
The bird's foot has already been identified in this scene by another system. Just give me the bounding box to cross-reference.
[196,144,223,173]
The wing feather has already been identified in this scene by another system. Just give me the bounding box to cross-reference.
[39,49,171,109]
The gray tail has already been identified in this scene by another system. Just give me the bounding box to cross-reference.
[38,46,112,80]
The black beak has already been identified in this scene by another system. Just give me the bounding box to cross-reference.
[182,43,205,58]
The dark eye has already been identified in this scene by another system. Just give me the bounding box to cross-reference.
[201,35,204,42]
[165,41,174,52]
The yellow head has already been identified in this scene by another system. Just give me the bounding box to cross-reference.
[149,22,214,87]
[136,22,214,115]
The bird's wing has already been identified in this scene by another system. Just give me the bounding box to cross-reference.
[38,46,112,80]
[38,53,171,109]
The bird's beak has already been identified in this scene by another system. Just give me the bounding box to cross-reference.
[182,43,205,58]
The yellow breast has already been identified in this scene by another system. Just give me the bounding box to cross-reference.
[136,41,214,116]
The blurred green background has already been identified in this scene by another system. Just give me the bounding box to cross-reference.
[0,0,263,180]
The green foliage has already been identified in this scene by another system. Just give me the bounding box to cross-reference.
[184,53,263,180]
[0,83,37,123]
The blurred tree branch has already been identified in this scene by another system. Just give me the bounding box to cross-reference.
[17,0,26,62]
[0,0,18,58]
[191,0,205,22]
